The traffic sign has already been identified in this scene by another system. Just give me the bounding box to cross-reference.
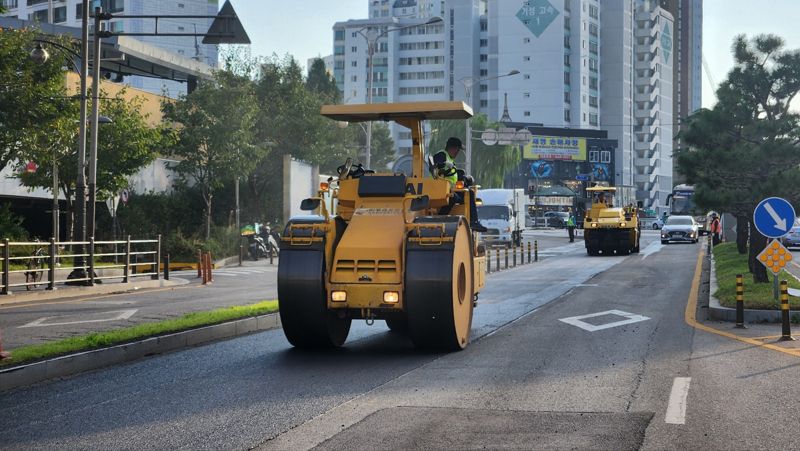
[757,240,793,275]
[576,174,589,181]
[753,197,796,238]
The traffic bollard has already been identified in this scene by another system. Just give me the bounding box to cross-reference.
[527,241,531,264]
[201,253,207,285]
[239,244,243,267]
[0,328,9,361]
[504,246,509,269]
[164,254,170,281]
[520,244,524,265]
[735,274,745,328]
[513,244,517,267]
[197,249,202,279]
[496,248,500,271]
[779,280,794,341]
[207,252,214,283]
[269,249,274,265]
[534,240,539,262]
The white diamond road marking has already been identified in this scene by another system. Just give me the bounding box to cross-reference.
[19,309,138,328]
[558,309,650,332]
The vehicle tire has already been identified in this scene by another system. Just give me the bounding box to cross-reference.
[661,240,668,245]
[385,316,409,333]
[278,239,350,348]
[587,247,599,256]
[653,223,659,230]
[406,220,474,351]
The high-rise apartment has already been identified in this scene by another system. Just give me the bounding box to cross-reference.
[334,0,691,212]
[1,0,219,96]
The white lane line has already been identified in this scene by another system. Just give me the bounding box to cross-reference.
[559,309,650,332]
[640,240,664,260]
[20,309,138,328]
[665,377,691,425]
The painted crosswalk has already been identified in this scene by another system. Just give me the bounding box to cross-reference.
[172,266,277,278]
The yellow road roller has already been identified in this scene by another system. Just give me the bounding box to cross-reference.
[278,101,487,351]
[583,186,641,256]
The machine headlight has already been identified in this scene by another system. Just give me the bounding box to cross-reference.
[591,223,598,228]
[383,291,399,303]
[620,222,627,227]
[331,291,347,302]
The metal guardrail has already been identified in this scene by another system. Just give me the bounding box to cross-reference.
[0,235,161,294]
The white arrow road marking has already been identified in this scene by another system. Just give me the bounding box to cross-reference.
[764,202,788,231]
[665,377,691,424]
[19,309,138,328]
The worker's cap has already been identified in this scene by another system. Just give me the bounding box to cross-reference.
[446,137,464,150]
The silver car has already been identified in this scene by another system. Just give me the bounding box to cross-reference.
[661,215,699,244]
[781,220,800,248]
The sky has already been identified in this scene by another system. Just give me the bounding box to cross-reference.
[229,0,800,109]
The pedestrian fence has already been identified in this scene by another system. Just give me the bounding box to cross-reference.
[485,240,537,274]
[0,235,161,294]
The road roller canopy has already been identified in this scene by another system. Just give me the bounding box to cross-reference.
[320,101,473,123]
[586,186,617,193]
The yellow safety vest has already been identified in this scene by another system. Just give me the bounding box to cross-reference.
[434,150,458,185]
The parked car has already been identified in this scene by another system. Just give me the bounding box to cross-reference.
[781,219,800,248]
[640,217,664,230]
[526,211,569,228]
[661,215,699,244]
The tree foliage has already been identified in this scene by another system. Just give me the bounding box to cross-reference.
[428,114,520,188]
[0,29,75,174]
[676,34,800,282]
[162,69,262,239]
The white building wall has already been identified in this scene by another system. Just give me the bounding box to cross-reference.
[601,0,634,199]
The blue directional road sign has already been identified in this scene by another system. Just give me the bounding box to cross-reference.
[753,197,797,238]
[576,174,589,181]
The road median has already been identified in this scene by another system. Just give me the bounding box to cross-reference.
[0,300,279,391]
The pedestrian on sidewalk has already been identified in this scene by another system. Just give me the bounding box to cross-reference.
[567,208,576,242]
[710,213,721,246]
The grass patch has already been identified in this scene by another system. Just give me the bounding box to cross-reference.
[0,300,278,368]
[713,243,800,310]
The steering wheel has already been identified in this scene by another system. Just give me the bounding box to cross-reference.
[337,157,353,179]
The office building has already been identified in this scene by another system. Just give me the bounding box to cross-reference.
[1,0,219,96]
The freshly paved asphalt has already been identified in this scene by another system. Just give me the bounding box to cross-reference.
[1,231,799,449]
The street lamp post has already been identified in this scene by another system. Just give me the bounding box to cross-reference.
[357,17,442,169]
[458,70,520,176]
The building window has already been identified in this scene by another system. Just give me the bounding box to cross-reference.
[480,99,488,108]
[589,4,598,19]
[351,75,357,82]
[480,69,488,76]
[351,46,357,52]
[589,41,598,55]
[177,3,185,8]
[524,74,531,80]
[588,58,598,72]
[589,95,598,107]
[30,9,48,23]
[335,30,345,41]
[480,54,488,62]
[523,37,531,43]
[564,109,571,121]
[351,61,357,67]
[523,56,530,61]
[564,91,571,103]
[589,113,598,126]
[564,54,570,66]
[524,111,531,116]
[53,6,66,23]
[589,77,598,89]
[523,92,530,98]
[589,23,598,37]
[601,150,612,163]
[564,72,570,84]
[479,84,488,93]
[564,36,571,48]
[480,39,488,47]
[480,20,487,31]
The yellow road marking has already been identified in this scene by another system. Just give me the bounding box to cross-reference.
[685,248,800,357]
[0,284,198,311]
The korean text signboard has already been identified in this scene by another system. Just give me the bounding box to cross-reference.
[523,136,587,161]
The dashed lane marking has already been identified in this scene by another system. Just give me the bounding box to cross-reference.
[665,377,691,424]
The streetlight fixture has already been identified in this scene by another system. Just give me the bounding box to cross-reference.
[458,69,521,175]
[357,16,443,169]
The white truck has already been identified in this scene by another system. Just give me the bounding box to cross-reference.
[476,188,527,247]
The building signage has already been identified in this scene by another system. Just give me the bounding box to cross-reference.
[661,22,672,63]
[523,135,587,161]
[516,0,559,38]
[534,196,573,206]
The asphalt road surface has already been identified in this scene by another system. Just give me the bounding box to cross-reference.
[2,231,799,450]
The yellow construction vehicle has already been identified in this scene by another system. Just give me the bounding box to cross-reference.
[583,186,640,256]
[278,101,487,351]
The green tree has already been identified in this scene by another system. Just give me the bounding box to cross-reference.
[163,69,262,239]
[0,29,75,174]
[677,34,800,283]
[428,114,520,188]
[306,58,340,103]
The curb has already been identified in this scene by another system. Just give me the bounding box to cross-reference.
[0,278,186,307]
[0,312,281,392]
[706,252,792,323]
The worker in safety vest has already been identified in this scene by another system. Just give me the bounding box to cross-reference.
[566,208,576,242]
[432,137,487,232]
[710,213,721,246]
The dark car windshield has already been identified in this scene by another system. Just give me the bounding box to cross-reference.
[667,217,693,226]
[477,205,509,220]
